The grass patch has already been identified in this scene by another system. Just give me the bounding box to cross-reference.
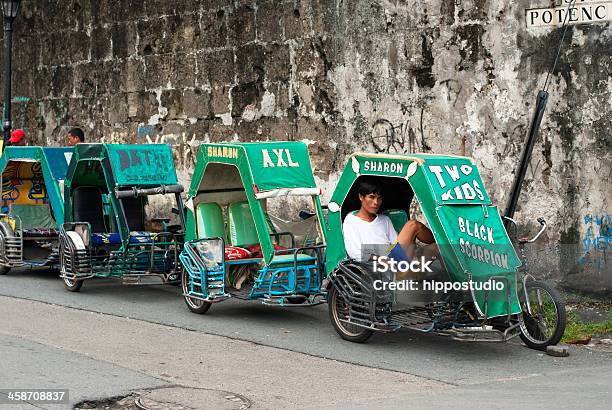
[562,310,612,343]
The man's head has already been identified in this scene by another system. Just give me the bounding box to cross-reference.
[357,176,383,215]
[67,127,85,146]
[9,129,26,146]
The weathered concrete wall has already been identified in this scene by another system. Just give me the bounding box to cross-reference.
[1,0,610,293]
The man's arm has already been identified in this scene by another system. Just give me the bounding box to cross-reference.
[342,217,362,260]
[384,215,398,244]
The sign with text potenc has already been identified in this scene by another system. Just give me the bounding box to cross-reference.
[526,0,612,27]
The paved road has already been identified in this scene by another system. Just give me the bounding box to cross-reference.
[0,333,165,409]
[1,297,441,409]
[1,268,611,408]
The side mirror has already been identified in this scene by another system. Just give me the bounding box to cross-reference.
[299,210,316,220]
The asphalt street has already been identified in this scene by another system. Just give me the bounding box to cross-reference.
[1,267,611,408]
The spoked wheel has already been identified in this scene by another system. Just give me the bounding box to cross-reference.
[63,276,83,292]
[182,269,212,314]
[60,231,86,292]
[519,280,566,350]
[328,284,374,343]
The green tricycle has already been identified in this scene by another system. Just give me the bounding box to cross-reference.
[179,142,327,313]
[324,152,566,350]
[0,146,73,273]
[58,143,185,291]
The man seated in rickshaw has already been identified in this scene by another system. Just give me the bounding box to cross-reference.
[342,176,437,265]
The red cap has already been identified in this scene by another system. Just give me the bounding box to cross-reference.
[9,129,25,143]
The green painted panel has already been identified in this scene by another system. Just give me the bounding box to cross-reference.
[436,205,522,316]
[421,157,490,205]
[241,142,316,191]
[106,144,177,186]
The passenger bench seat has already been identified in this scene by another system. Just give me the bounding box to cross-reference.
[197,201,252,261]
[382,209,408,234]
[228,201,259,247]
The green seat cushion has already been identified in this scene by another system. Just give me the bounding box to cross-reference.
[269,253,317,265]
[228,201,259,247]
[382,209,408,233]
[196,202,226,241]
[10,204,55,230]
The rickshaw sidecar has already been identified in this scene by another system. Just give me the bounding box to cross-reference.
[0,146,72,273]
[180,142,327,313]
[326,153,565,349]
[59,144,185,291]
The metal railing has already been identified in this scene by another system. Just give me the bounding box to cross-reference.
[0,213,23,267]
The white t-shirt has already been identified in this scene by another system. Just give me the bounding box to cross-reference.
[343,212,398,262]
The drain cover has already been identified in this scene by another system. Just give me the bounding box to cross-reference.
[135,386,250,410]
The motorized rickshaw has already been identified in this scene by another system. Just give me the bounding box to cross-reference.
[58,143,185,291]
[325,152,566,350]
[0,146,73,273]
[180,141,327,313]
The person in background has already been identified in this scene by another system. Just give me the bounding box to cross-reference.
[8,129,26,146]
[66,127,85,146]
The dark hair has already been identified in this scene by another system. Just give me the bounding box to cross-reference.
[357,176,383,197]
[68,127,85,142]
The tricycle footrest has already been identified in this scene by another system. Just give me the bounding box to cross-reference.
[436,321,521,342]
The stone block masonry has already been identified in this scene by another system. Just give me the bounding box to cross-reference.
[0,0,610,293]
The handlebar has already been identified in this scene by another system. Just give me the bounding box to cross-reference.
[518,218,547,244]
[116,184,184,198]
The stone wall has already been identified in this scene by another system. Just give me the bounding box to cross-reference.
[1,0,610,293]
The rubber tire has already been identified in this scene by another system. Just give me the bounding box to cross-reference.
[0,221,15,275]
[519,280,566,351]
[182,269,212,314]
[328,284,374,343]
[60,232,84,292]
[63,277,83,292]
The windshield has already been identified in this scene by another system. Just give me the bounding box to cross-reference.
[264,195,324,248]
[140,193,183,232]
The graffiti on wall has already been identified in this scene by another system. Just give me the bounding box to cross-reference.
[99,131,201,171]
[370,118,429,154]
[578,212,612,269]
[146,133,200,171]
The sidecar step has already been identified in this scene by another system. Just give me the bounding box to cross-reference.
[436,322,522,342]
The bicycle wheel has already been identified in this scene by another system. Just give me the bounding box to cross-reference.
[328,284,374,343]
[182,268,212,314]
[519,280,566,350]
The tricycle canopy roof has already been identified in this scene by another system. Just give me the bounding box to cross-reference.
[0,146,73,225]
[327,152,521,318]
[65,143,178,190]
[189,142,319,199]
[185,141,324,265]
[329,152,491,207]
